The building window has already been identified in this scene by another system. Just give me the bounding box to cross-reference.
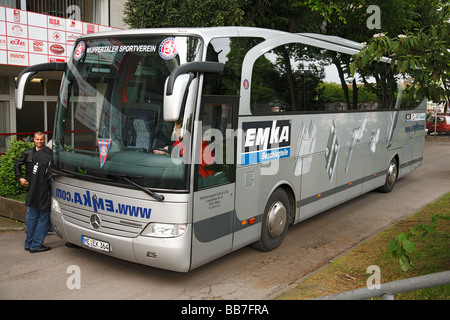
[0,76,9,95]
[25,78,45,95]
[14,76,59,141]
[17,101,45,137]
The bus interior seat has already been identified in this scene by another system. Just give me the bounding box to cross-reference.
[122,102,161,152]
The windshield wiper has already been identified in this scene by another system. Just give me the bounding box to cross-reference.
[87,170,164,201]
[122,176,165,202]
[54,169,164,202]
[54,168,112,182]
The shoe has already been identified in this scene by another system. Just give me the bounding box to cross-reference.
[29,246,51,253]
[24,247,30,251]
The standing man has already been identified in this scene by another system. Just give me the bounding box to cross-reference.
[14,131,53,253]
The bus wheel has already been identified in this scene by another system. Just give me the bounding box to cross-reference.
[252,188,289,252]
[378,157,398,193]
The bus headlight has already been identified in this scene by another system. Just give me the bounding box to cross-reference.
[51,197,61,215]
[141,223,187,238]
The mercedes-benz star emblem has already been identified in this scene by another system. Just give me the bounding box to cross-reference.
[90,214,101,229]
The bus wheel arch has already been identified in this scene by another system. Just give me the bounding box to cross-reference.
[378,155,399,193]
[279,184,296,224]
[252,187,291,252]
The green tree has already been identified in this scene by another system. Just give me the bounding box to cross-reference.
[350,2,449,110]
[123,0,447,111]
[0,138,34,197]
[123,0,339,33]
[123,0,245,28]
[242,1,427,110]
[242,0,324,33]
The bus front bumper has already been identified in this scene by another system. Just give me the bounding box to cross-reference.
[51,211,192,272]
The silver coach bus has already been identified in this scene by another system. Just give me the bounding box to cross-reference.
[15,27,426,272]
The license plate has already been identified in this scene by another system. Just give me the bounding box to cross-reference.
[81,235,110,252]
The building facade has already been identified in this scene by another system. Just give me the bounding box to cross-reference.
[0,0,127,153]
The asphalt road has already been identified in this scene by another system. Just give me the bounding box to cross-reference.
[1,139,449,300]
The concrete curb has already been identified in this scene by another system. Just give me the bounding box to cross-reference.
[0,226,25,231]
[0,196,27,222]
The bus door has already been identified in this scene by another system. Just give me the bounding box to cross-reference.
[191,95,237,269]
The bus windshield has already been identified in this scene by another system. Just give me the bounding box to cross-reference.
[53,35,202,191]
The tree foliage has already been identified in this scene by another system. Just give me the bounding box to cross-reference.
[123,0,443,97]
[350,1,450,109]
[0,138,34,197]
[389,214,449,271]
[123,0,443,40]
[123,0,449,111]
[123,0,245,28]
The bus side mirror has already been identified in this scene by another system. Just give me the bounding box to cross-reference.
[163,74,193,122]
[15,62,67,110]
[15,71,36,110]
[163,61,224,122]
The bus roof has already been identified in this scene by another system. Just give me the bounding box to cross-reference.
[299,33,364,50]
[76,26,368,57]
[77,26,286,42]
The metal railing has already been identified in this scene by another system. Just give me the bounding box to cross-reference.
[315,270,450,300]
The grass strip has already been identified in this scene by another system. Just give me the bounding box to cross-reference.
[278,193,450,300]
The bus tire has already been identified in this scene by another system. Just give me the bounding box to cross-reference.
[252,188,289,252]
[378,157,398,193]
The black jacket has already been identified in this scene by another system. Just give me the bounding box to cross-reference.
[14,146,53,211]
[25,148,53,211]
[14,146,51,182]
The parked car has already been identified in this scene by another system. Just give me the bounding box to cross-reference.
[426,115,450,135]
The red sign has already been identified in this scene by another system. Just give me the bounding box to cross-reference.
[73,41,85,61]
[49,18,61,26]
[0,5,121,67]
[159,37,177,60]
[49,57,65,62]
[13,9,20,23]
[50,44,64,55]
[33,41,44,52]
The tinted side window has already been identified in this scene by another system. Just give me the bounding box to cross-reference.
[251,43,420,114]
[203,37,264,96]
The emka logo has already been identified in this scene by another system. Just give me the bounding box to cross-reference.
[241,120,291,166]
